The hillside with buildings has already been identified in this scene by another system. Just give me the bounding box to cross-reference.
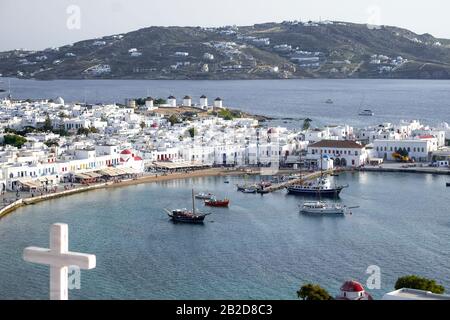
[2,21,450,79]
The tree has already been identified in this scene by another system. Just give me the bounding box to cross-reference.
[58,111,68,119]
[77,127,91,136]
[397,147,409,158]
[218,108,239,120]
[140,121,146,130]
[43,115,53,132]
[89,126,99,133]
[302,118,312,131]
[3,134,27,148]
[188,127,197,138]
[395,275,445,294]
[154,98,166,105]
[168,114,181,126]
[297,284,332,300]
[44,139,59,147]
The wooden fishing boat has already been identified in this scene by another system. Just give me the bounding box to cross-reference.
[204,198,230,207]
[165,189,210,223]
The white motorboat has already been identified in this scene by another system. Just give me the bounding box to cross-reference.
[194,192,215,200]
[299,201,347,215]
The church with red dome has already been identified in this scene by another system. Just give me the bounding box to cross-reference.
[335,280,373,300]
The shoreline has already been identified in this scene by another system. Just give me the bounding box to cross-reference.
[1,165,448,220]
[0,167,294,220]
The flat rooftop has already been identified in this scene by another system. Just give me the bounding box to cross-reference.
[383,288,450,300]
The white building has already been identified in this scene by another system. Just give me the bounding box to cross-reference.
[383,288,450,300]
[144,97,155,110]
[182,96,192,107]
[372,136,438,162]
[199,95,208,109]
[167,95,177,107]
[307,140,367,167]
[214,97,223,108]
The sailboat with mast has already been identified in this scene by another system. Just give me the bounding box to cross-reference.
[165,189,211,223]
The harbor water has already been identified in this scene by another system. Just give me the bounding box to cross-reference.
[0,172,449,299]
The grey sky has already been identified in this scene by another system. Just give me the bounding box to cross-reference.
[0,0,448,51]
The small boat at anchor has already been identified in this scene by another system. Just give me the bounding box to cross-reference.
[195,192,214,200]
[242,187,257,194]
[166,209,210,223]
[204,198,230,207]
[358,109,374,116]
[299,201,346,215]
[165,189,211,224]
[446,182,450,187]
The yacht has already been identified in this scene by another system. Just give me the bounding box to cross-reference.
[287,176,347,197]
[299,201,346,215]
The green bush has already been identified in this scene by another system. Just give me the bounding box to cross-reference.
[395,275,445,294]
[3,134,27,148]
[297,284,332,300]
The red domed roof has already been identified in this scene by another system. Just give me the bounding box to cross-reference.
[134,156,143,161]
[340,280,365,292]
[120,149,132,155]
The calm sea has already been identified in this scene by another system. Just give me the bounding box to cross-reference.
[1,78,450,127]
[0,172,449,299]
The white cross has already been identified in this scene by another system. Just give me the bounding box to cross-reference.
[23,223,96,300]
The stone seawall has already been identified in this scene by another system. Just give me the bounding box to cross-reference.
[0,183,109,219]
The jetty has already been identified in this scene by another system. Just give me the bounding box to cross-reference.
[262,169,340,193]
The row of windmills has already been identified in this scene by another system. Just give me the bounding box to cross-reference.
[126,95,223,110]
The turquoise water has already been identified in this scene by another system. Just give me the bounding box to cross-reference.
[2,78,450,127]
[0,172,449,299]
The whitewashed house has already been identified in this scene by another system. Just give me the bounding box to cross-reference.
[373,136,438,162]
[307,140,367,167]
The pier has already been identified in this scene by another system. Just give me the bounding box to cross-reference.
[263,169,340,193]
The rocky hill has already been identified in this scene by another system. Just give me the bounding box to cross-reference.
[2,21,450,80]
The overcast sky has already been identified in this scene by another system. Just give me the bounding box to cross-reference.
[0,0,448,51]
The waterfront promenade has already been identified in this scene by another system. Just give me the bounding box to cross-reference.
[359,162,450,175]
[0,167,300,219]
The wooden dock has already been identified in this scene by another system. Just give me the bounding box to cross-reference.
[263,170,336,193]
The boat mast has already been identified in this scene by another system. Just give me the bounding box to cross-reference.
[192,188,195,214]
